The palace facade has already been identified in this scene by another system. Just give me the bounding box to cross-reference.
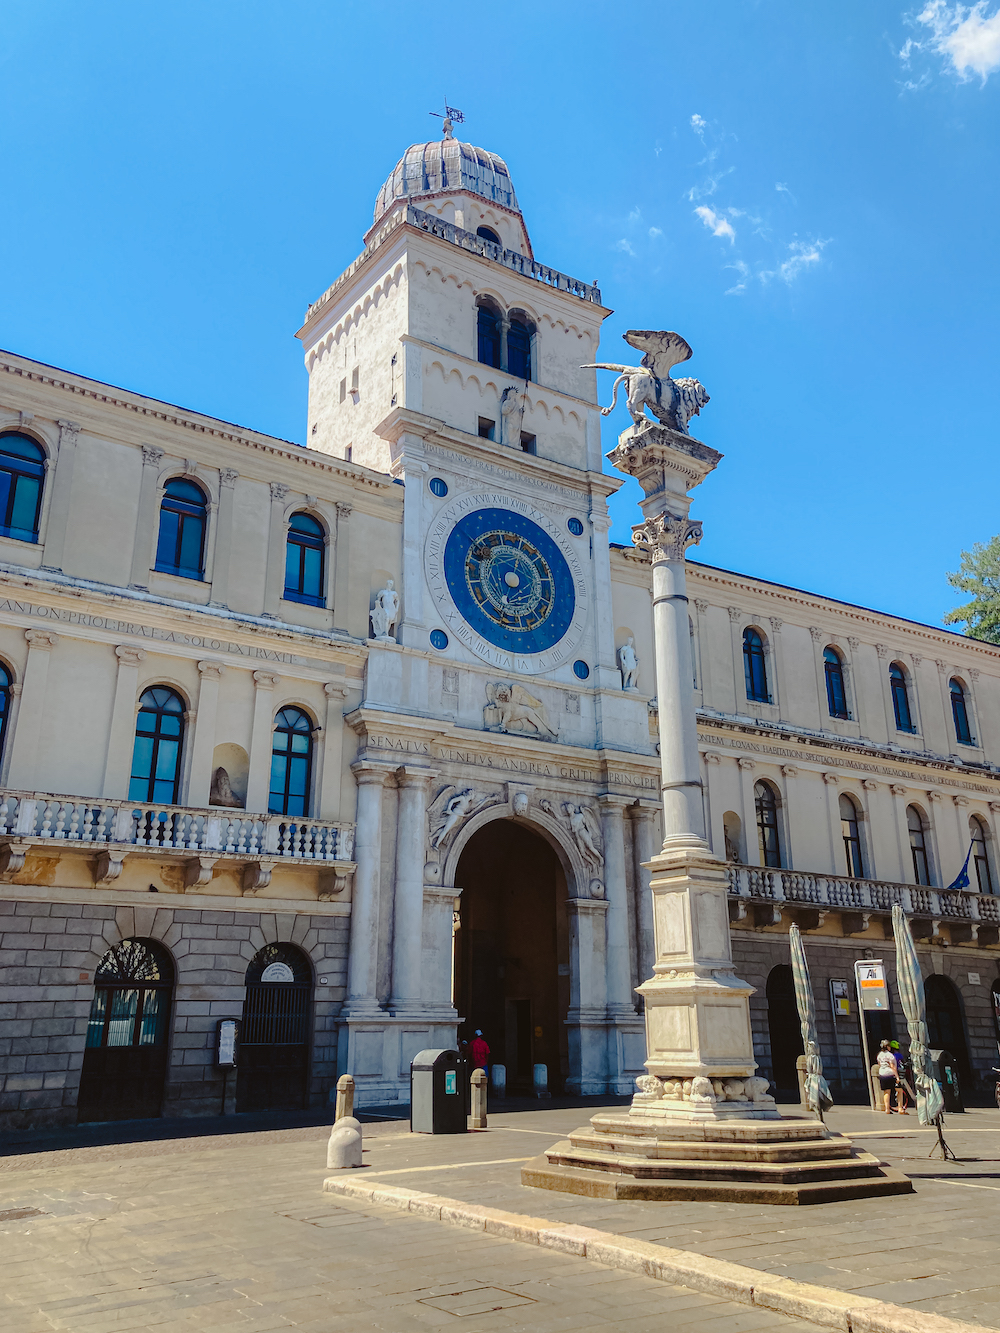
[1,133,998,1129]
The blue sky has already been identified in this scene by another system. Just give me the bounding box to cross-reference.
[2,1,998,630]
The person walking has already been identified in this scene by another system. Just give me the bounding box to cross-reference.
[470,1029,490,1074]
[891,1041,912,1115]
[876,1039,899,1114]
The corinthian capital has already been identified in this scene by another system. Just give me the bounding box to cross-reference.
[631,513,703,563]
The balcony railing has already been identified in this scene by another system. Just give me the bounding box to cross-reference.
[0,791,355,863]
[727,863,1000,926]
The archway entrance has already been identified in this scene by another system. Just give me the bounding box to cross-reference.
[454,819,568,1094]
[766,964,804,1097]
[78,938,174,1123]
[236,943,312,1112]
[925,974,972,1085]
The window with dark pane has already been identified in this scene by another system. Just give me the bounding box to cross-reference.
[0,432,45,542]
[950,678,973,745]
[743,628,769,703]
[824,647,849,719]
[283,511,325,606]
[476,226,501,245]
[889,662,913,732]
[129,687,185,804]
[477,302,502,368]
[839,793,864,877]
[754,781,782,868]
[85,939,174,1051]
[971,816,994,893]
[507,318,532,381]
[269,706,314,817]
[907,805,931,885]
[0,661,11,760]
[154,478,207,578]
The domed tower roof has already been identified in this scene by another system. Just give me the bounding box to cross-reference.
[373,138,520,224]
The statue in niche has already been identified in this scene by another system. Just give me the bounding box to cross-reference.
[484,681,557,740]
[370,579,399,640]
[563,803,603,870]
[618,637,639,691]
[209,767,243,808]
[499,386,521,447]
[583,330,709,435]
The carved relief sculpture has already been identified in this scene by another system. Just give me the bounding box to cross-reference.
[484,681,556,739]
[370,579,399,640]
[209,767,243,809]
[427,786,496,851]
[618,636,639,690]
[583,330,709,435]
[562,803,603,869]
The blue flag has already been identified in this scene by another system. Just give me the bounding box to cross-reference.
[948,841,974,891]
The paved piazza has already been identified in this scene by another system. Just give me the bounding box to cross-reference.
[2,1101,999,1332]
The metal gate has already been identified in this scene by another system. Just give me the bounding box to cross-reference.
[77,938,174,1123]
[236,943,312,1112]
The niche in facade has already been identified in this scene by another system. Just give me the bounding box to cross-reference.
[210,743,249,809]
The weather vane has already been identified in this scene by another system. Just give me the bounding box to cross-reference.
[430,100,464,140]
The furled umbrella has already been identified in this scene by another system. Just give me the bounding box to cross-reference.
[891,904,945,1130]
[788,922,833,1117]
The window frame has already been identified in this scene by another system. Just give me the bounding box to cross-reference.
[507,316,533,381]
[283,511,326,607]
[476,300,502,369]
[268,705,315,818]
[0,660,12,767]
[889,661,914,733]
[907,804,932,886]
[839,793,865,878]
[154,477,208,580]
[971,815,994,894]
[824,646,850,720]
[950,677,974,746]
[128,686,186,806]
[743,627,770,704]
[754,780,782,868]
[0,431,46,544]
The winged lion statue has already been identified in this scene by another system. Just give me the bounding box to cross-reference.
[583,329,709,435]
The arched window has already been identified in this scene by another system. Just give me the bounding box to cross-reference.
[155,478,207,579]
[0,432,45,542]
[754,781,782,868]
[824,647,849,719]
[0,661,12,761]
[971,815,994,894]
[889,662,913,732]
[284,512,325,606]
[477,300,502,368]
[743,628,769,703]
[840,794,864,878]
[129,687,185,805]
[950,678,973,745]
[269,707,314,817]
[907,804,931,886]
[78,937,174,1123]
[477,225,502,245]
[507,317,532,381]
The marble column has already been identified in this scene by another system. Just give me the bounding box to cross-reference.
[628,803,657,995]
[101,644,147,797]
[244,671,279,813]
[610,423,771,1117]
[598,795,634,1016]
[129,446,164,589]
[7,630,60,791]
[389,766,436,1014]
[345,762,391,1014]
[187,661,224,807]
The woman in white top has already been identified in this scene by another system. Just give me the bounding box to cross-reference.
[876,1040,898,1114]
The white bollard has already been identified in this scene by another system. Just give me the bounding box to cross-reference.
[334,1073,355,1122]
[533,1063,550,1099]
[326,1124,362,1170]
[490,1064,506,1099]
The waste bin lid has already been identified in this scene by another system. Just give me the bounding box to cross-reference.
[410,1048,458,1072]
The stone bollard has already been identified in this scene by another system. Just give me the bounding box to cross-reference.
[470,1069,488,1129]
[327,1124,362,1170]
[490,1064,506,1099]
[533,1063,550,1099]
[335,1073,355,1122]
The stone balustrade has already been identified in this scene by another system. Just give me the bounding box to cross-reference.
[0,789,355,864]
[727,862,1000,932]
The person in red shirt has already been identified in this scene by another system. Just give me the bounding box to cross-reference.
[470,1030,490,1072]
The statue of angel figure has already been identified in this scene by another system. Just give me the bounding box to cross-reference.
[370,579,399,640]
[618,637,639,691]
[563,803,603,870]
[429,788,480,850]
[583,329,709,435]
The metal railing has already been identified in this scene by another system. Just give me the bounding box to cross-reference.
[727,863,1000,925]
[0,790,355,863]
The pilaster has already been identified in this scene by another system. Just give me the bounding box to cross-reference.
[332,502,353,634]
[40,420,81,572]
[245,671,279,814]
[262,483,290,617]
[209,468,239,608]
[101,644,146,797]
[6,630,60,792]
[129,446,163,589]
[188,661,224,807]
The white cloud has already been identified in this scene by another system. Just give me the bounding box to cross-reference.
[690,113,707,129]
[760,239,828,285]
[615,238,636,257]
[694,205,736,242]
[648,226,663,238]
[908,1,1000,81]
[628,205,642,222]
[724,261,750,296]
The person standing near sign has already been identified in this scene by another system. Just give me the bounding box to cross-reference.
[876,1040,899,1114]
[891,1041,912,1114]
[470,1030,490,1075]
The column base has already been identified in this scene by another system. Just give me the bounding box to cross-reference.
[338,1012,458,1107]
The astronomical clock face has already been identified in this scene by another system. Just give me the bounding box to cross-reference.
[426,494,588,674]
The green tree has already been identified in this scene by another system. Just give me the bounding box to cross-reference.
[944,535,1000,644]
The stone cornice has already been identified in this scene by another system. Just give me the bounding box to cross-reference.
[0,350,395,496]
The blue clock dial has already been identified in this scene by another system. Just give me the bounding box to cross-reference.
[443,507,575,654]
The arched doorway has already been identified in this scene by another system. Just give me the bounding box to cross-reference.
[453,819,568,1094]
[766,964,803,1096]
[77,938,174,1123]
[236,943,312,1112]
[925,974,972,1085]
